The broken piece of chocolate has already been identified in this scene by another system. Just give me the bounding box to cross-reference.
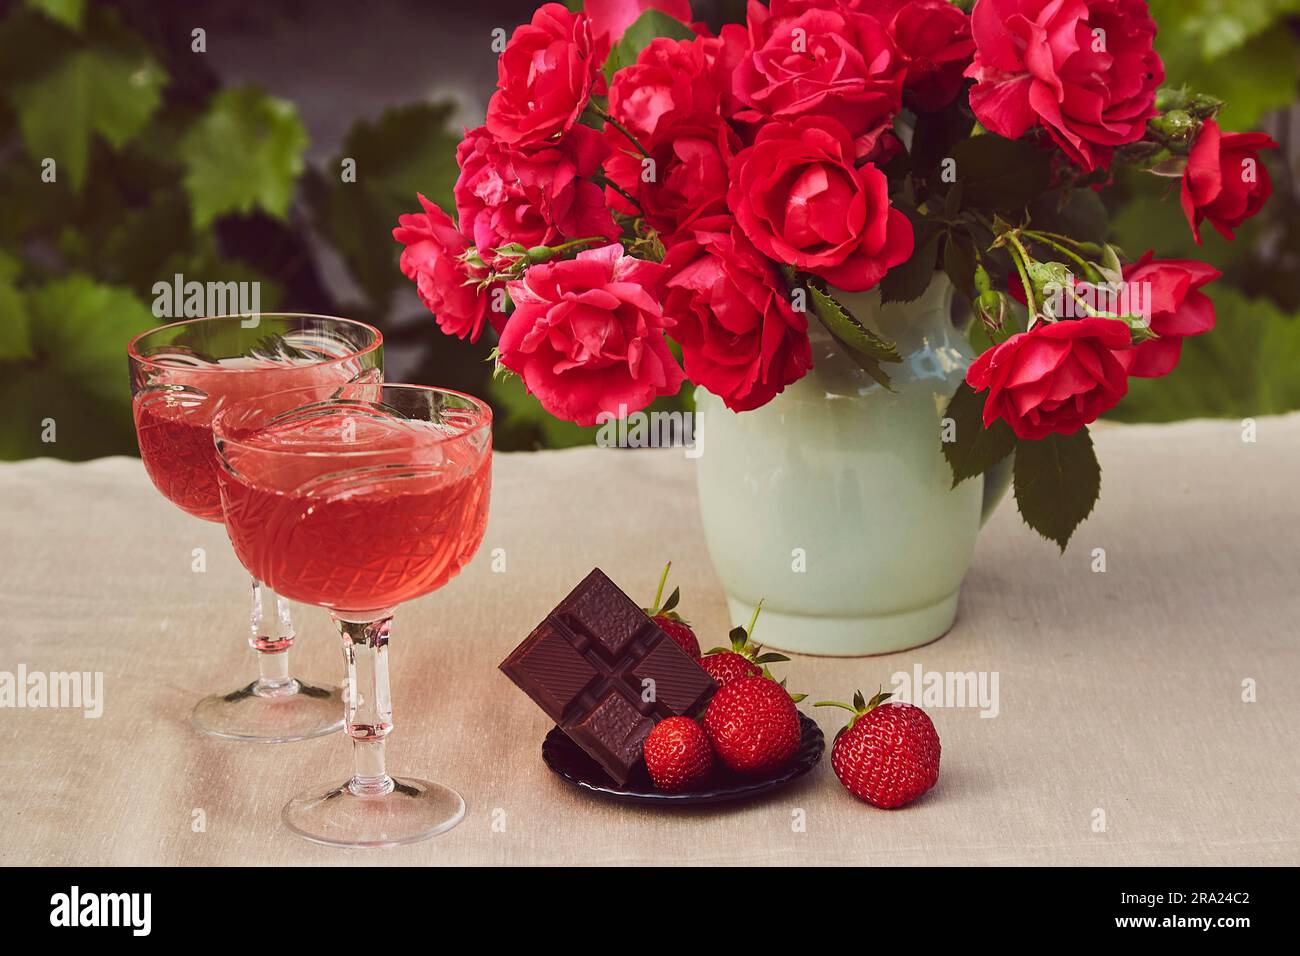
[500,568,717,784]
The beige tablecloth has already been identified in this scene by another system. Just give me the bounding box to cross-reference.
[1,416,1298,866]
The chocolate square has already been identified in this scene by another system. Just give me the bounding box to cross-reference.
[561,581,646,658]
[568,690,654,776]
[507,624,599,720]
[500,568,717,784]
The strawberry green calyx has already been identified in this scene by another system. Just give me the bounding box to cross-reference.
[704,600,789,665]
[776,675,807,704]
[644,561,688,624]
[815,688,893,736]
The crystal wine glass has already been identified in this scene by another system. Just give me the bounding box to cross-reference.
[127,314,383,742]
[212,382,492,847]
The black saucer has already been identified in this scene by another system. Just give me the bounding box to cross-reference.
[541,713,825,805]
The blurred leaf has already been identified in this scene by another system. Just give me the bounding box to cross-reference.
[1107,167,1256,270]
[1109,287,1300,421]
[604,9,695,79]
[25,0,85,30]
[180,87,308,229]
[92,193,192,293]
[489,371,600,449]
[24,275,156,404]
[486,363,697,451]
[1150,0,1300,61]
[0,250,19,283]
[157,246,285,315]
[0,278,34,360]
[8,44,165,191]
[1151,4,1300,130]
[0,7,77,85]
[0,275,156,459]
[317,101,461,308]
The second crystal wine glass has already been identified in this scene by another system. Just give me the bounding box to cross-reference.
[213,382,492,847]
[128,314,383,742]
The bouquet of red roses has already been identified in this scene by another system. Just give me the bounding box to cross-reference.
[394,0,1275,547]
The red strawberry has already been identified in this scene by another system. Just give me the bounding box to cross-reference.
[643,716,714,792]
[701,601,793,688]
[643,562,700,659]
[700,652,762,685]
[703,675,801,774]
[655,616,700,660]
[817,690,941,809]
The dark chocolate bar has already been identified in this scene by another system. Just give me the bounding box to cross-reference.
[500,568,717,784]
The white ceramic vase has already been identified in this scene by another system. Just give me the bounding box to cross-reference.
[693,272,1011,657]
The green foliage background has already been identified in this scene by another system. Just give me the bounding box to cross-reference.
[0,0,1297,461]
[1107,0,1300,422]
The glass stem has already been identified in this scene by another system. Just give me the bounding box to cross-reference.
[335,612,395,797]
[249,578,296,697]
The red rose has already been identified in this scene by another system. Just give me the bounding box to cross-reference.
[607,33,742,143]
[585,0,695,56]
[500,244,685,425]
[663,215,813,411]
[701,26,750,120]
[1116,254,1220,378]
[486,3,601,147]
[727,116,914,292]
[859,0,975,112]
[732,0,906,159]
[967,317,1131,440]
[455,125,619,263]
[606,114,739,241]
[964,0,1163,172]
[392,194,492,342]
[1180,119,1278,244]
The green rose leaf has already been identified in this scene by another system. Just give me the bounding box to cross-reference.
[1012,427,1102,552]
[942,381,1017,487]
[949,135,1053,215]
[1029,187,1109,246]
[9,44,165,191]
[806,283,901,390]
[880,221,942,305]
[604,10,695,80]
[943,228,978,301]
[909,99,976,177]
[181,87,308,229]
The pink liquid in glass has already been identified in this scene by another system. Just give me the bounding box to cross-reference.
[133,357,366,522]
[219,412,491,613]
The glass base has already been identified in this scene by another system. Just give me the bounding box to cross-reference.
[282,776,465,848]
[191,679,344,743]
